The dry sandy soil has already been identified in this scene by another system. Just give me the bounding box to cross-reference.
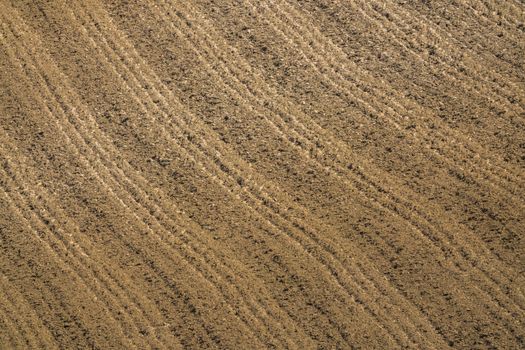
[0,0,524,349]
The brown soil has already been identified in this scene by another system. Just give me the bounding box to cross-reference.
[0,0,524,349]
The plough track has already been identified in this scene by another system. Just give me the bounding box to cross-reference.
[0,0,523,349]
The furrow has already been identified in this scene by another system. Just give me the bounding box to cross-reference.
[0,22,190,350]
[158,1,524,340]
[78,3,404,348]
[258,0,524,280]
[2,0,522,348]
[168,0,525,313]
[270,0,525,197]
[67,3,309,347]
[0,168,138,350]
[0,133,184,350]
[259,0,525,337]
[0,144,157,350]
[169,0,525,230]
[5,51,257,347]
[379,0,525,98]
[80,1,412,346]
[265,0,525,189]
[3,7,281,347]
[377,0,525,97]
[0,273,59,350]
[251,1,523,316]
[150,3,450,347]
[122,0,524,342]
[246,0,524,282]
[355,0,524,117]
[92,2,448,348]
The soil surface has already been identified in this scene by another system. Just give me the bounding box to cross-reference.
[0,0,524,349]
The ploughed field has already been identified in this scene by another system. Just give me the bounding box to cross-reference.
[0,0,524,349]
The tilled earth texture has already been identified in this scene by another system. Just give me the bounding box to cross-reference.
[0,0,524,349]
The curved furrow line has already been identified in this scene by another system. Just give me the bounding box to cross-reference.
[0,303,23,349]
[75,4,419,347]
[0,21,258,350]
[270,2,525,201]
[0,169,139,350]
[0,282,38,349]
[465,0,525,43]
[73,6,310,343]
[353,0,525,117]
[171,0,524,202]
[7,62,262,349]
[164,0,525,330]
[268,0,525,198]
[462,0,525,45]
[378,0,525,98]
[344,0,525,117]
[374,0,525,110]
[69,13,374,350]
[262,0,525,334]
[242,2,525,315]
[142,5,462,347]
[62,4,312,348]
[0,152,160,350]
[0,273,59,350]
[3,21,264,348]
[271,0,525,186]
[89,2,446,348]
[1,0,522,348]
[98,3,442,348]
[5,8,297,347]
[245,0,524,274]
[389,0,525,91]
[71,1,520,346]
[166,0,524,308]
[1,17,272,349]
[179,0,520,217]
[0,24,191,350]
[383,0,525,79]
[0,135,185,350]
[126,0,524,334]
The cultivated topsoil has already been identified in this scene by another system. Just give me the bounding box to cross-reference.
[0,0,524,349]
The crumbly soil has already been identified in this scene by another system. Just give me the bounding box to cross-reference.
[0,0,524,349]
